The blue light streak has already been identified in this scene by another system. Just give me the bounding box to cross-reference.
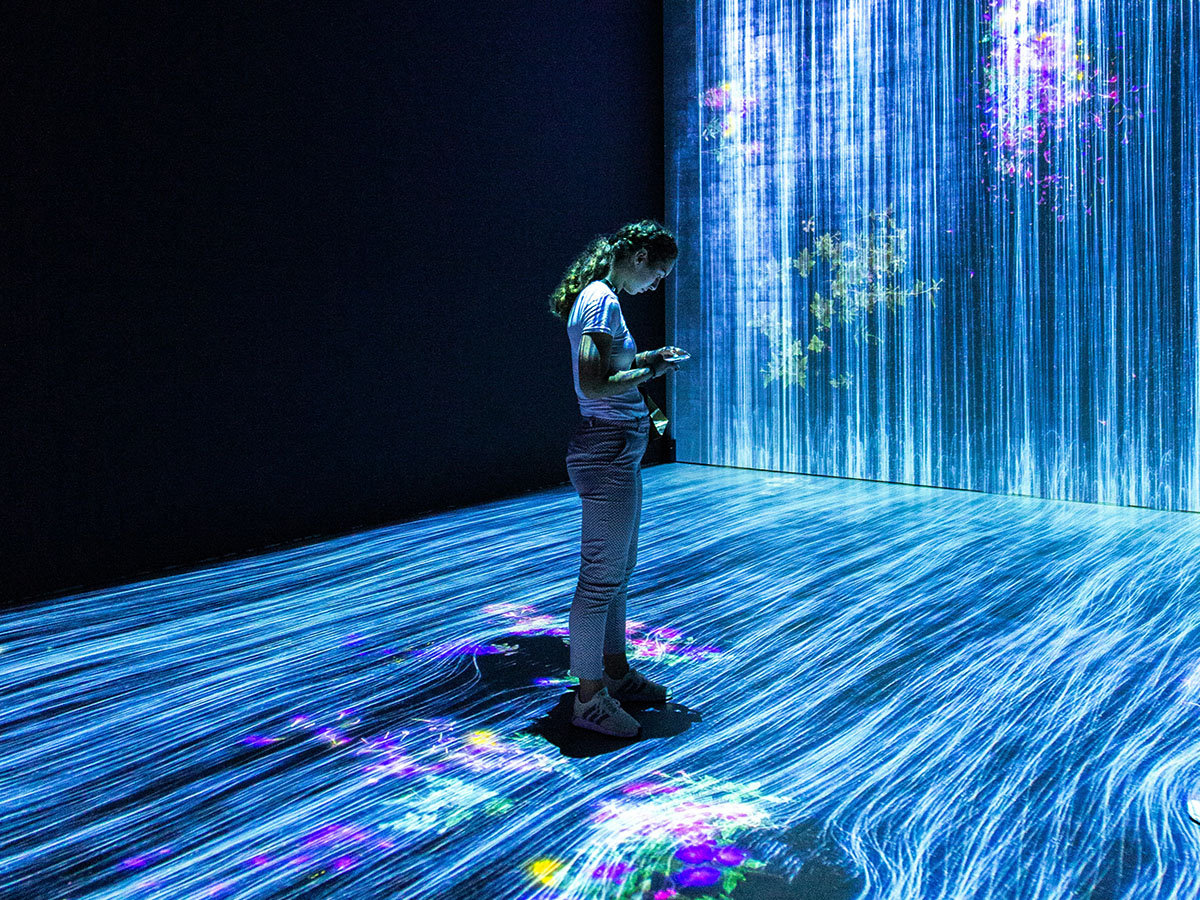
[667,0,1200,511]
[3,466,1200,897]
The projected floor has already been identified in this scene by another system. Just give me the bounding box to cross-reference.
[3,464,1200,899]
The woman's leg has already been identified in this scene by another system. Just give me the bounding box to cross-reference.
[602,456,642,680]
[567,423,642,698]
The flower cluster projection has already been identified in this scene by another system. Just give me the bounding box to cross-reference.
[667,0,1199,510]
[701,80,764,161]
[521,771,788,899]
[749,205,943,390]
[8,464,1200,899]
[980,0,1149,216]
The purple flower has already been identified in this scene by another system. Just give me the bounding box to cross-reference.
[676,866,722,888]
[592,861,635,881]
[675,843,715,864]
[715,846,749,866]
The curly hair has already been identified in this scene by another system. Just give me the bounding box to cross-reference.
[547,219,678,321]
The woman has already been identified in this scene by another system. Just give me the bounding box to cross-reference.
[548,220,683,737]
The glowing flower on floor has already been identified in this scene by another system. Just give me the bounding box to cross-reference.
[528,772,780,899]
[529,857,566,886]
[357,719,578,781]
[484,601,568,636]
[234,822,389,886]
[676,865,722,887]
[626,621,723,665]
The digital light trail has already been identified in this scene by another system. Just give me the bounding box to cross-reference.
[3,465,1199,898]
[667,0,1200,511]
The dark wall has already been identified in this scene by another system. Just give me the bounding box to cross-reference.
[5,3,667,606]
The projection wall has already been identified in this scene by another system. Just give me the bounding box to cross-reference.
[666,0,1200,511]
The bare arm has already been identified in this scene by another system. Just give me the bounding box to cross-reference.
[578,331,654,399]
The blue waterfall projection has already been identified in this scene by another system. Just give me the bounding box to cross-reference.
[666,0,1200,510]
[3,465,1200,898]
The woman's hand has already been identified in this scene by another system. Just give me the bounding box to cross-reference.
[646,347,684,378]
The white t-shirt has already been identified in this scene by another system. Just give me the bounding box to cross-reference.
[567,281,649,421]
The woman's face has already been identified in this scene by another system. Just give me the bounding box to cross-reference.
[629,251,676,294]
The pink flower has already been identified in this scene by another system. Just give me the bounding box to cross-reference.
[702,86,728,110]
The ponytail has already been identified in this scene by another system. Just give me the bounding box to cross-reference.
[547,219,678,322]
[547,237,615,322]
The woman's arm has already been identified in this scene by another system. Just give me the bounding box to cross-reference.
[578,331,654,399]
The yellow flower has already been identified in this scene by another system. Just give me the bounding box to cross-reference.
[529,859,565,886]
[467,730,498,748]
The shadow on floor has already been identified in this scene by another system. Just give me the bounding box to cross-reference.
[476,634,703,756]
[525,695,704,757]
[475,634,571,684]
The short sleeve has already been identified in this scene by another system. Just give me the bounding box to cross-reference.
[577,291,621,336]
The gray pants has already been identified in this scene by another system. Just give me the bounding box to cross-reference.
[565,414,652,680]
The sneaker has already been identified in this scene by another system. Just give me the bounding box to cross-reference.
[572,687,641,737]
[602,667,668,705]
